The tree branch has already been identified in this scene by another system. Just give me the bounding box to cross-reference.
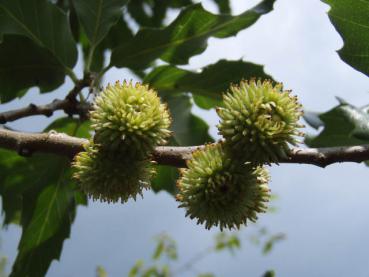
[65,73,94,101]
[0,129,368,168]
[0,99,90,124]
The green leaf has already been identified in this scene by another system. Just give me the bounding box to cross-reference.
[304,102,369,147]
[323,0,369,76]
[262,270,276,277]
[152,241,165,260]
[72,0,128,47]
[0,149,25,225]
[127,0,167,28]
[0,35,65,103]
[126,1,194,29]
[215,232,241,253]
[0,118,89,277]
[262,233,285,255]
[303,111,324,130]
[96,266,108,277]
[151,165,179,195]
[128,260,144,277]
[11,161,83,277]
[144,60,272,109]
[0,257,6,277]
[111,0,276,69]
[0,0,78,68]
[82,15,134,72]
[166,93,214,145]
[213,0,231,14]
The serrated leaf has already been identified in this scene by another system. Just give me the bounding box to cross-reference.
[111,0,276,69]
[305,103,369,147]
[0,0,77,68]
[72,0,128,47]
[323,0,369,76]
[0,35,65,103]
[303,111,324,130]
[144,60,272,109]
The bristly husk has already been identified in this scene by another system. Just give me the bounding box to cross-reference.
[217,79,304,164]
[72,141,155,203]
[90,81,172,159]
[176,143,270,231]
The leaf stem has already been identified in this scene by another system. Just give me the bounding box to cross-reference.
[97,65,112,82]
[85,45,96,73]
[65,67,79,84]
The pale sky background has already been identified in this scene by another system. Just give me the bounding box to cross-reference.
[1,0,369,276]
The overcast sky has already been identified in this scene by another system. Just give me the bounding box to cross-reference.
[2,0,369,276]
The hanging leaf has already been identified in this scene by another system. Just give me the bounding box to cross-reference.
[72,0,129,48]
[111,0,276,69]
[1,118,90,277]
[81,16,134,72]
[0,35,65,103]
[0,0,77,68]
[323,0,369,76]
[166,93,213,146]
[151,165,179,195]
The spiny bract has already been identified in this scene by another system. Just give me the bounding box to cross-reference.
[72,142,155,203]
[217,80,303,163]
[176,143,270,231]
[90,81,171,158]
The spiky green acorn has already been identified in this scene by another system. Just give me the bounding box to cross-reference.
[72,142,155,203]
[90,81,171,158]
[217,80,304,163]
[176,143,270,231]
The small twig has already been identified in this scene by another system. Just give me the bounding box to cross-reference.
[0,99,90,124]
[66,73,94,101]
[0,129,368,168]
[0,74,94,123]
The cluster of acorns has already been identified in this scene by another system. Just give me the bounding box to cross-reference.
[73,79,303,230]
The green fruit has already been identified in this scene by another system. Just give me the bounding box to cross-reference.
[217,80,304,163]
[176,143,270,230]
[72,142,155,203]
[90,81,171,158]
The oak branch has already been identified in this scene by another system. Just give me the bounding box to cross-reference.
[0,128,368,168]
